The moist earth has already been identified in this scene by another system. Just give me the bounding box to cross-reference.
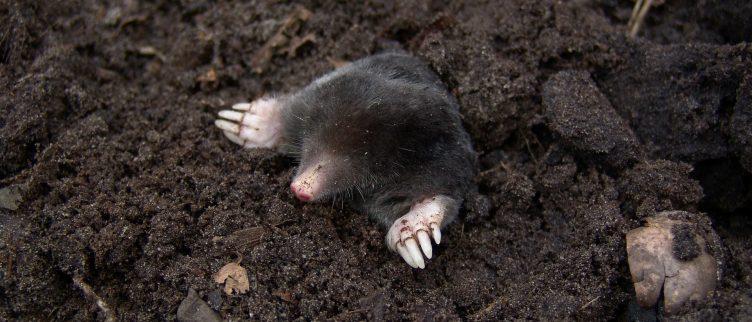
[1,0,750,320]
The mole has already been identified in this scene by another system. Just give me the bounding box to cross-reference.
[215,52,477,269]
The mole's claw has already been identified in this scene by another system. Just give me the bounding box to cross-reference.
[215,119,240,133]
[215,97,283,149]
[430,223,441,244]
[405,238,425,269]
[222,131,246,146]
[218,110,244,122]
[231,102,252,111]
[417,230,432,259]
[397,243,417,268]
[626,212,718,314]
[237,115,260,128]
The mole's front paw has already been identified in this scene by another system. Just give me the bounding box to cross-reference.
[386,196,451,269]
[626,212,718,314]
[215,97,283,149]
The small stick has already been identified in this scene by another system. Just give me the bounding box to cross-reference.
[628,0,654,38]
[523,135,538,166]
[72,276,116,322]
[627,0,644,30]
[579,296,601,310]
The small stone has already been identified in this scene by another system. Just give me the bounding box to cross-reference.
[197,68,217,83]
[626,212,718,314]
[206,289,223,311]
[103,7,122,26]
[177,288,221,322]
[0,186,22,210]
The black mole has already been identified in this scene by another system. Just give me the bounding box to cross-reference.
[215,52,477,268]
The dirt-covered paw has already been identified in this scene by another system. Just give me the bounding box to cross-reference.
[215,97,283,149]
[386,196,452,269]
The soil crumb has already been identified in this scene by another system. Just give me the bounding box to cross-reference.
[1,0,750,320]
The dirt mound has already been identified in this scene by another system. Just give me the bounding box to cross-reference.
[1,0,750,320]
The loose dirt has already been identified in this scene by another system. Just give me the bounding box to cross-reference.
[1,0,750,320]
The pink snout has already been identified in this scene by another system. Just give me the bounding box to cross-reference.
[290,159,328,202]
[290,182,313,201]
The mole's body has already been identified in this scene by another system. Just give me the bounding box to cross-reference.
[215,52,476,268]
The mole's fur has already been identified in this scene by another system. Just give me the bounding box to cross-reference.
[277,52,477,228]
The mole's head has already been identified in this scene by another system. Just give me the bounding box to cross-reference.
[287,108,409,202]
[289,143,375,202]
[285,74,449,202]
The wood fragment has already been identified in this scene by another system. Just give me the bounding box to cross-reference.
[136,46,166,62]
[72,276,116,322]
[327,57,350,69]
[285,33,316,58]
[627,0,664,38]
[272,290,295,303]
[579,296,600,310]
[214,226,265,249]
[197,68,218,89]
[118,13,149,31]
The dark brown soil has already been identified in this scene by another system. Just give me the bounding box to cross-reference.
[1,0,750,320]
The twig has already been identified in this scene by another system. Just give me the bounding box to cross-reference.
[472,296,508,319]
[627,0,643,31]
[523,135,538,165]
[627,0,654,38]
[579,296,601,310]
[479,161,511,176]
[72,276,116,322]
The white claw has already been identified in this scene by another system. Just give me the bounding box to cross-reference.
[215,119,240,133]
[397,243,417,268]
[232,102,252,111]
[417,230,432,259]
[218,110,244,121]
[222,131,245,145]
[431,223,441,244]
[241,114,264,127]
[405,238,425,269]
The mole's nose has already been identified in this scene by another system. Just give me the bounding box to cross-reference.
[290,183,312,201]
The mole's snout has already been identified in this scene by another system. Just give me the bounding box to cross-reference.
[290,182,313,201]
[290,159,328,202]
